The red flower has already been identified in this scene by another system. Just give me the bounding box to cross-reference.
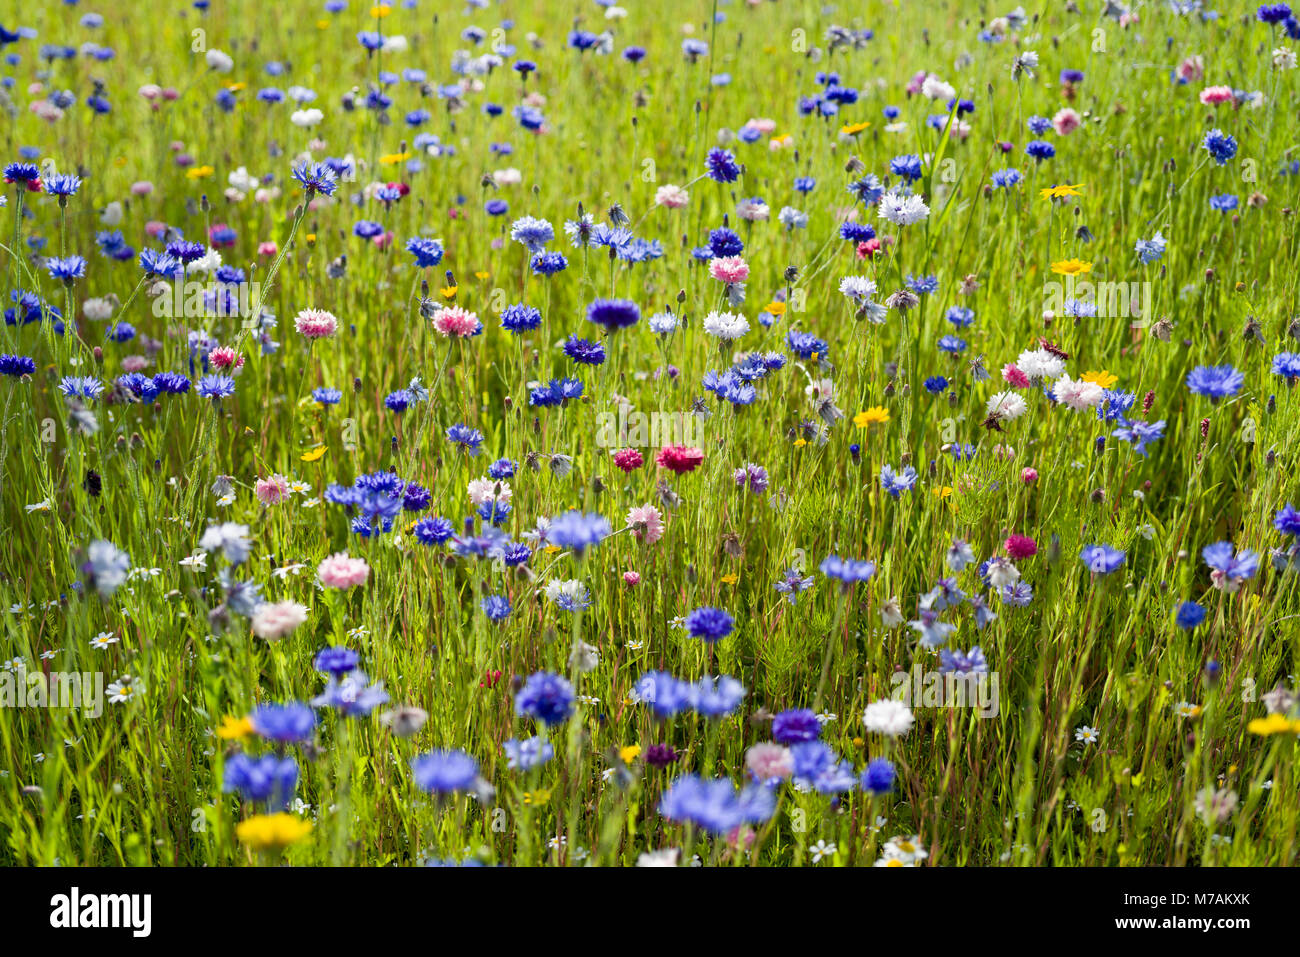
[856,238,881,259]
[655,444,704,475]
[1005,534,1037,559]
[611,448,644,472]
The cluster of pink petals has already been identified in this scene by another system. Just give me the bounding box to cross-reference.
[1001,364,1031,389]
[708,255,750,284]
[1021,467,1039,485]
[1051,107,1081,135]
[432,304,483,338]
[627,504,665,544]
[255,473,291,506]
[654,184,690,208]
[611,448,645,472]
[656,444,704,475]
[251,600,309,640]
[1199,85,1235,106]
[294,308,339,340]
[318,552,370,589]
[745,743,794,782]
[1004,534,1038,559]
[623,571,641,586]
[210,346,245,371]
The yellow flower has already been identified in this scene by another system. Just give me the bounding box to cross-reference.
[854,406,890,428]
[113,157,128,168]
[763,301,787,317]
[305,233,317,245]
[440,285,458,299]
[378,151,412,166]
[1081,370,1118,388]
[217,714,254,740]
[720,572,739,585]
[317,18,330,28]
[186,165,215,180]
[1247,713,1300,736]
[370,3,392,17]
[226,82,247,92]
[474,271,491,280]
[544,544,562,554]
[300,447,327,463]
[236,813,313,851]
[522,788,551,806]
[933,486,953,499]
[1039,183,1085,200]
[1050,258,1092,276]
[840,120,871,135]
[619,745,641,763]
[793,438,807,447]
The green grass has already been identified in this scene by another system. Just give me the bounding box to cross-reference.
[0,0,1298,867]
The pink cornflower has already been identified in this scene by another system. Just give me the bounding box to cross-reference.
[1199,85,1234,106]
[251,600,309,640]
[258,241,278,257]
[1021,467,1039,484]
[611,448,644,472]
[745,743,794,782]
[1004,534,1038,559]
[1178,56,1204,83]
[294,308,339,340]
[254,474,291,506]
[431,304,483,338]
[654,184,689,208]
[627,504,665,544]
[121,355,151,373]
[1002,364,1031,389]
[708,255,750,284]
[318,552,370,589]
[623,571,641,586]
[656,444,704,475]
[1051,107,1081,135]
[210,346,245,371]
[856,238,882,259]
[131,181,154,196]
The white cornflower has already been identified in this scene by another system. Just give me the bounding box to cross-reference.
[877,189,929,226]
[986,391,1028,420]
[1015,347,1064,381]
[862,698,914,737]
[702,310,749,339]
[1052,374,1104,412]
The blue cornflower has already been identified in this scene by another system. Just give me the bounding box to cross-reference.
[45,173,82,197]
[412,516,455,545]
[313,387,342,406]
[704,147,741,183]
[880,463,918,497]
[690,675,747,718]
[563,335,606,364]
[1079,544,1126,575]
[249,702,317,744]
[1209,194,1238,212]
[1185,364,1244,400]
[290,160,339,196]
[840,221,876,243]
[772,708,822,744]
[503,736,553,771]
[586,297,640,331]
[314,646,360,676]
[547,511,612,553]
[501,303,542,333]
[46,256,86,283]
[406,237,444,268]
[3,162,40,184]
[446,423,485,455]
[384,389,413,413]
[411,749,479,793]
[1271,352,1300,380]
[1258,4,1294,24]
[1202,542,1260,583]
[509,215,554,252]
[658,774,774,835]
[889,154,923,182]
[59,375,102,400]
[223,753,298,809]
[861,758,895,795]
[939,646,988,675]
[1135,232,1167,264]
[1025,140,1056,161]
[530,251,568,274]
[991,167,1022,189]
[707,226,744,257]
[635,671,693,719]
[684,606,735,643]
[910,608,957,647]
[773,568,815,605]
[1175,601,1207,630]
[196,374,236,400]
[819,554,876,584]
[790,741,857,794]
[312,670,390,717]
[1112,417,1166,457]
[1201,128,1238,166]
[515,672,576,726]
[938,335,967,354]
[481,594,512,621]
[1274,503,1300,536]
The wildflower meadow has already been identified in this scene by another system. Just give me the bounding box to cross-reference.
[2,0,1300,879]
